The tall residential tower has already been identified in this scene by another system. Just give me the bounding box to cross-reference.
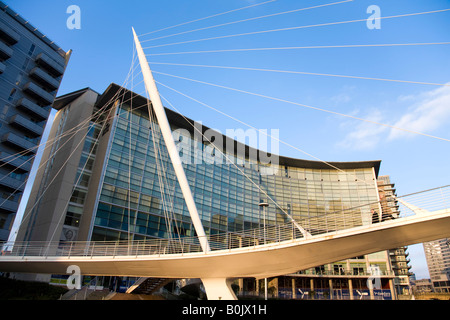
[0,1,70,241]
[424,238,450,292]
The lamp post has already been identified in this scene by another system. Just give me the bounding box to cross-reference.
[259,202,269,300]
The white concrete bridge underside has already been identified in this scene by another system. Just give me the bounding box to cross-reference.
[1,209,449,300]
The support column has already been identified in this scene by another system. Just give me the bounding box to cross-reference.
[329,279,333,300]
[349,279,354,300]
[271,278,279,299]
[389,279,396,300]
[385,250,397,300]
[292,278,296,299]
[202,278,237,300]
[256,278,259,297]
[238,278,243,296]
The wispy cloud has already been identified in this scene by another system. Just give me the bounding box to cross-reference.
[330,85,355,105]
[388,84,450,141]
[337,109,388,150]
[338,83,450,150]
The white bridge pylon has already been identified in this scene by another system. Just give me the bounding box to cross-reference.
[131,27,211,254]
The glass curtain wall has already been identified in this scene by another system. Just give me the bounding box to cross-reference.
[90,102,379,243]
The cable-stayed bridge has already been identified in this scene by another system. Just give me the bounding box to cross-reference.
[1,26,449,300]
[1,185,449,300]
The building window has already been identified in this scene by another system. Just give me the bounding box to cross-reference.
[28,44,36,56]
[8,88,16,101]
[21,58,30,71]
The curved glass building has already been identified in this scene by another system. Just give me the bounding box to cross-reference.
[16,84,398,299]
[18,83,382,244]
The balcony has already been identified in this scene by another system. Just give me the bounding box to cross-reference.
[0,20,20,45]
[0,175,25,192]
[35,52,65,77]
[0,198,19,213]
[0,61,5,74]
[0,151,32,172]
[29,67,60,91]
[0,40,13,60]
[2,132,37,154]
[16,97,50,121]
[9,114,44,137]
[23,81,55,106]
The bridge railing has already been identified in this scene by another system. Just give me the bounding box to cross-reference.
[396,185,450,217]
[1,185,448,258]
[0,223,304,258]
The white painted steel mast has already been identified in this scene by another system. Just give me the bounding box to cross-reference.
[132,28,210,253]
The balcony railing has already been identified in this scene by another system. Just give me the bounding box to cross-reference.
[35,52,64,76]
[0,198,19,213]
[29,67,60,91]
[0,20,20,45]
[9,114,44,137]
[0,151,32,172]
[0,40,13,60]
[1,132,37,153]
[0,175,24,192]
[16,98,50,121]
[23,81,55,106]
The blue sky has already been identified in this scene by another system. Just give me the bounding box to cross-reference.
[7,0,450,279]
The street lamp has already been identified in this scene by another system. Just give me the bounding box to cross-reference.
[259,202,269,300]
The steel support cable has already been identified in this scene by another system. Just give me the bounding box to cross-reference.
[46,86,133,247]
[0,67,144,183]
[152,70,450,143]
[141,0,353,43]
[44,77,149,246]
[12,54,142,242]
[146,41,450,57]
[1,66,146,222]
[146,92,181,243]
[8,93,150,246]
[143,8,450,50]
[46,115,117,249]
[149,61,450,88]
[13,40,449,190]
[137,0,278,38]
[4,92,126,234]
[0,80,138,172]
[159,92,311,238]
[153,73,448,225]
[152,78,425,199]
[156,81,384,205]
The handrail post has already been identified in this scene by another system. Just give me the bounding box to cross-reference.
[91,242,95,258]
[68,242,73,258]
[440,186,448,210]
[21,243,26,259]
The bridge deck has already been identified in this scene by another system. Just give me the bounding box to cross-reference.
[1,209,449,279]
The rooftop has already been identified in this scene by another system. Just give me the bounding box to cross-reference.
[0,1,66,57]
[93,83,382,176]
